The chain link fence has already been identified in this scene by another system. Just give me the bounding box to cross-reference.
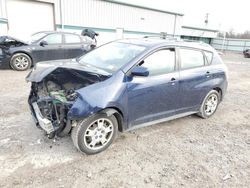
[211,38,250,52]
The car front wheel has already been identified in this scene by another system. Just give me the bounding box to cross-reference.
[197,90,220,119]
[71,113,118,155]
[10,53,32,71]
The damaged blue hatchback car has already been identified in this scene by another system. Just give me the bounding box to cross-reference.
[26,38,228,154]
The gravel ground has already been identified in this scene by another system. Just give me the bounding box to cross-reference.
[0,52,250,188]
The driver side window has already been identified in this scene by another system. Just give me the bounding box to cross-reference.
[140,49,175,76]
[43,34,63,45]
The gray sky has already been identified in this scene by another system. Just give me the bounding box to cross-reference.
[115,0,250,33]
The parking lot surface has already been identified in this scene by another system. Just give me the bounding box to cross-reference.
[0,52,250,187]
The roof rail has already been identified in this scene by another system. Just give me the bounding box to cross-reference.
[143,35,163,39]
[143,33,183,41]
[144,32,168,39]
[182,39,203,43]
[182,39,211,47]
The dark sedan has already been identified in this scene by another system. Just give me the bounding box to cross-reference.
[243,49,250,58]
[0,31,93,71]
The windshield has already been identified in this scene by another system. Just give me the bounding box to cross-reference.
[78,42,146,73]
[30,33,47,43]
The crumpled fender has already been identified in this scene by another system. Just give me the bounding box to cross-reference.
[67,71,127,120]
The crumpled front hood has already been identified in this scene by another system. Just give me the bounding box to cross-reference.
[26,59,111,82]
[0,36,28,50]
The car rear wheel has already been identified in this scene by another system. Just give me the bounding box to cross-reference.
[10,53,32,71]
[71,113,118,155]
[197,90,220,119]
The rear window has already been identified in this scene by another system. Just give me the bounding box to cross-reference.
[179,48,205,69]
[65,34,81,43]
[204,51,213,65]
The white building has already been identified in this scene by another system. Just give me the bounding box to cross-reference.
[0,0,217,44]
[181,26,218,44]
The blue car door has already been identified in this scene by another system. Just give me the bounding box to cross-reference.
[177,47,212,113]
[126,48,180,127]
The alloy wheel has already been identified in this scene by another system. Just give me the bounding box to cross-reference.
[204,93,218,116]
[14,56,29,69]
[83,118,114,150]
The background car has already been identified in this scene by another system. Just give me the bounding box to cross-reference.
[26,38,228,155]
[243,49,250,58]
[0,31,93,71]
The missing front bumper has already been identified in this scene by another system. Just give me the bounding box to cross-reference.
[32,102,54,134]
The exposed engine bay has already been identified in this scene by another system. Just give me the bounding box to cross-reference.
[28,67,109,138]
[0,36,27,49]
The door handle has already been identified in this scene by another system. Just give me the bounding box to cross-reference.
[206,71,210,78]
[170,77,176,85]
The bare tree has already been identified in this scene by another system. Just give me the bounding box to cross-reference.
[218,29,250,39]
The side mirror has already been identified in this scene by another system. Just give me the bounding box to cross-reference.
[39,40,48,46]
[131,66,149,77]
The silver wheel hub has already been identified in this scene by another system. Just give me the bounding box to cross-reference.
[204,94,218,116]
[14,56,29,69]
[84,118,114,150]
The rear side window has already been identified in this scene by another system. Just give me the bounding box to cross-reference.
[65,34,81,43]
[204,51,213,65]
[43,34,63,44]
[140,49,175,76]
[179,48,205,69]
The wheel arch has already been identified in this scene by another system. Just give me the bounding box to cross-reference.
[101,107,124,132]
[10,51,33,66]
[213,87,222,101]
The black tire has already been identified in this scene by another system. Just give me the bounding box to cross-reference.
[10,53,32,71]
[56,120,72,138]
[71,113,118,155]
[197,90,220,119]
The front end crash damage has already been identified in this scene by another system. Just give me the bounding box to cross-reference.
[0,36,28,69]
[27,65,111,138]
[0,36,28,48]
